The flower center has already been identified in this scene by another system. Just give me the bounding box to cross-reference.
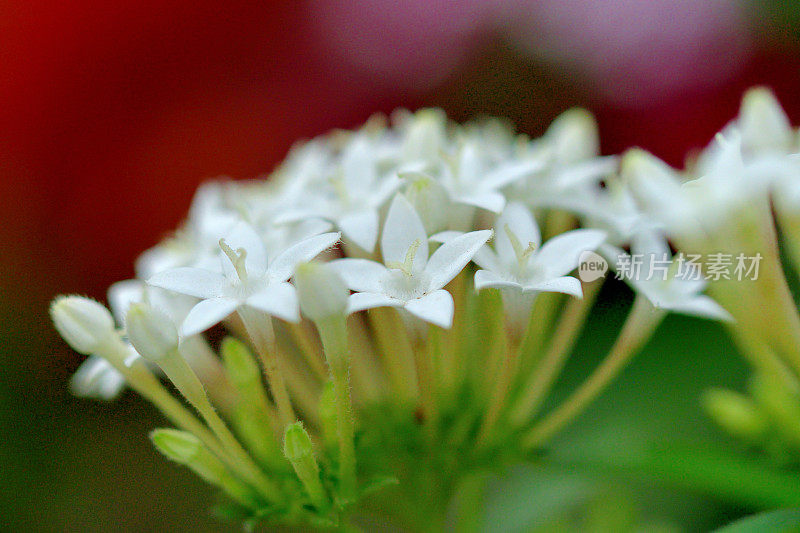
[504,224,536,270]
[386,240,421,278]
[219,239,249,282]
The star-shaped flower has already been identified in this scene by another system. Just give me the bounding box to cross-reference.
[330,194,492,328]
[148,222,340,336]
[276,134,401,253]
[435,203,606,298]
[438,141,543,213]
[611,230,732,321]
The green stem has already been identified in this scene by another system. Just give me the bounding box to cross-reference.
[522,295,664,449]
[509,280,602,427]
[238,307,296,426]
[516,291,564,376]
[101,338,281,502]
[368,307,418,403]
[317,314,358,502]
[158,350,283,501]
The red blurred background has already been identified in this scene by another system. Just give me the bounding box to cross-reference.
[1,0,799,384]
[2,2,800,529]
[4,0,800,379]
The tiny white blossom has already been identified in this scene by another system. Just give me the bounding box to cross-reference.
[148,222,340,336]
[436,203,605,297]
[69,356,127,400]
[331,194,492,328]
[613,230,732,321]
[277,134,400,253]
[438,141,542,214]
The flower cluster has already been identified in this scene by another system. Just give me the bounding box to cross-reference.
[50,91,799,528]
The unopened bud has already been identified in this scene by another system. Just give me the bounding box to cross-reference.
[283,422,329,510]
[283,421,315,462]
[740,87,792,154]
[69,356,126,400]
[151,428,202,462]
[151,429,259,508]
[294,262,349,322]
[703,388,767,441]
[547,108,599,163]
[126,303,178,361]
[51,295,116,354]
[220,336,260,388]
[402,171,450,234]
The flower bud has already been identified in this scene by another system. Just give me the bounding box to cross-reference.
[547,108,599,163]
[151,428,202,462]
[703,388,767,441]
[69,356,126,400]
[50,295,116,354]
[283,421,314,462]
[402,108,447,163]
[402,171,450,234]
[740,87,792,155]
[151,429,259,508]
[126,303,178,361]
[294,262,349,322]
[220,336,261,388]
[283,422,329,510]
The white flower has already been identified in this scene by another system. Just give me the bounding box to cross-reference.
[50,296,117,355]
[545,177,652,248]
[294,262,350,322]
[612,230,732,321]
[69,356,127,400]
[438,141,542,214]
[436,203,605,297]
[277,134,400,253]
[331,194,492,328]
[728,86,793,158]
[148,222,340,336]
[126,303,180,362]
[512,108,616,209]
[135,182,241,278]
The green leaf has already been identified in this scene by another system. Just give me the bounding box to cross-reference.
[714,509,800,532]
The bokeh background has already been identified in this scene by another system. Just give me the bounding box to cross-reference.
[3,1,800,530]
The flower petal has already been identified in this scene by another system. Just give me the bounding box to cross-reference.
[472,247,501,272]
[246,282,300,323]
[108,279,144,324]
[381,194,429,270]
[347,292,403,314]
[664,295,733,322]
[268,232,341,282]
[329,258,387,293]
[474,270,522,292]
[403,290,455,328]
[525,276,583,297]
[535,229,606,278]
[181,298,239,336]
[429,230,464,244]
[494,202,541,261]
[341,136,377,190]
[148,268,228,299]
[338,210,379,253]
[453,191,505,213]
[483,159,543,189]
[425,229,493,290]
[69,356,126,400]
